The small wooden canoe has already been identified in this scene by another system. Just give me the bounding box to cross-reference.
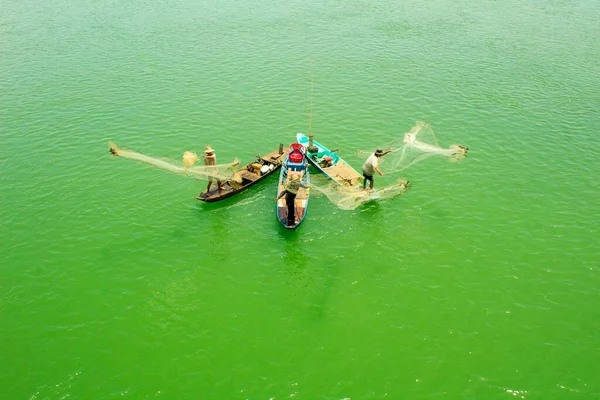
[196,148,287,202]
[276,143,310,229]
[297,133,362,187]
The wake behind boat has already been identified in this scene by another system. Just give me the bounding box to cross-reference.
[297,133,362,187]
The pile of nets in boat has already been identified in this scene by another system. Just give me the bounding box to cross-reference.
[108,141,240,181]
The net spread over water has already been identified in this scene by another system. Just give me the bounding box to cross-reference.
[314,122,467,209]
[311,178,411,210]
[382,121,468,173]
[108,141,240,182]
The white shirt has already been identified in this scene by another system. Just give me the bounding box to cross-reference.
[362,153,379,176]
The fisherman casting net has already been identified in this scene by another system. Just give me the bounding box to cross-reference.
[109,141,240,181]
[357,121,468,174]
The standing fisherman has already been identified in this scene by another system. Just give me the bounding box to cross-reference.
[275,172,310,227]
[201,145,223,194]
[361,148,393,190]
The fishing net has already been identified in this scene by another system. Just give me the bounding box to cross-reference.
[108,141,240,181]
[182,151,198,168]
[357,121,468,174]
[311,178,411,210]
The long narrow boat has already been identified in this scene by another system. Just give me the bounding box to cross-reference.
[275,143,310,229]
[197,147,287,202]
[296,133,362,187]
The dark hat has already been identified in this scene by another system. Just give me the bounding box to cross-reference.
[375,149,384,156]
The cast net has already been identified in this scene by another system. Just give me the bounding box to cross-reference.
[108,141,240,181]
[357,121,468,174]
[310,177,411,210]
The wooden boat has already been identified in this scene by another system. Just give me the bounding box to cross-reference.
[196,147,287,202]
[275,143,310,229]
[297,133,362,187]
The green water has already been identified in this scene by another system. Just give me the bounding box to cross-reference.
[2,0,599,398]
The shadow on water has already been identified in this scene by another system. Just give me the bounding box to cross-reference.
[279,229,307,267]
[196,202,231,260]
[360,199,382,214]
[195,195,240,212]
[278,228,340,321]
[306,259,339,321]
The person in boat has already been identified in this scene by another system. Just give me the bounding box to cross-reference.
[274,172,310,227]
[201,145,223,194]
[362,148,392,190]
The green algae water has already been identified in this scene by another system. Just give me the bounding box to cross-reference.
[2,0,599,398]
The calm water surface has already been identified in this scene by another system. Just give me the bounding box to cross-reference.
[1,0,599,399]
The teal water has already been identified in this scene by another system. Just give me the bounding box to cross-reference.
[2,0,599,399]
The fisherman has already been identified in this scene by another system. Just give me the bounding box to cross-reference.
[274,172,310,227]
[362,148,393,190]
[201,145,223,194]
